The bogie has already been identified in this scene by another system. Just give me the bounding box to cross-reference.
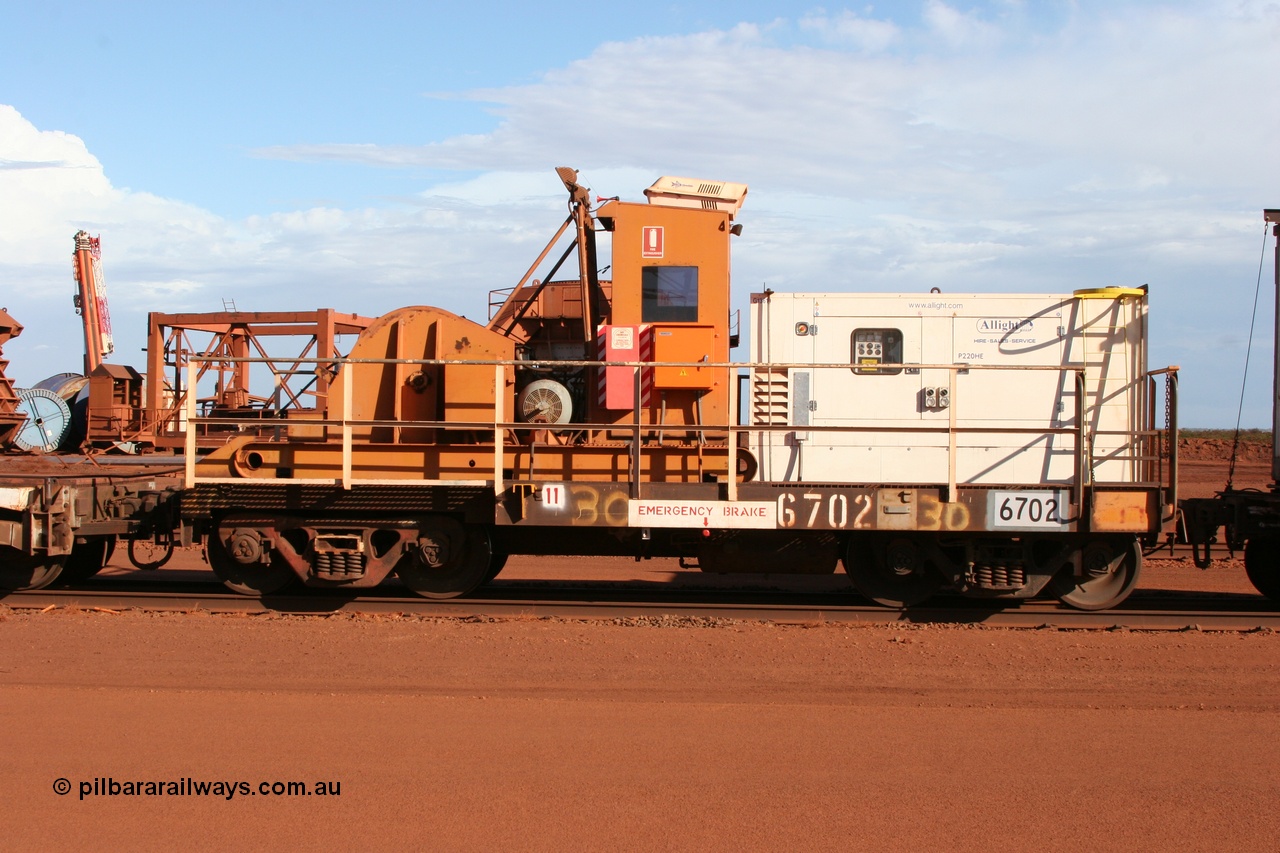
[840,532,1139,610]
[201,513,498,599]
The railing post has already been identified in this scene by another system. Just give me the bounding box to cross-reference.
[494,363,504,498]
[947,365,957,502]
[1075,370,1087,517]
[727,367,738,502]
[631,364,642,499]
[341,360,353,490]
[184,361,197,488]
[1151,375,1161,485]
[272,372,282,442]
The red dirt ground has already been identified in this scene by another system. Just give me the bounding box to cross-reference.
[1,440,1278,850]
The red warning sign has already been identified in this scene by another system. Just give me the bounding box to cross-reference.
[641,226,664,258]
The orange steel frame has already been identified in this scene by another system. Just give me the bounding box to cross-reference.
[143,310,375,449]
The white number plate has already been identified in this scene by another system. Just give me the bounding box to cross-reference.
[990,490,1072,529]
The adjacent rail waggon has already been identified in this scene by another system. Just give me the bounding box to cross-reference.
[0,169,1186,610]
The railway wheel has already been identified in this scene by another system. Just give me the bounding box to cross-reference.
[206,529,296,596]
[0,548,67,591]
[484,550,509,584]
[58,537,113,585]
[398,523,492,599]
[1244,537,1280,600]
[1049,537,1141,611]
[844,535,941,608]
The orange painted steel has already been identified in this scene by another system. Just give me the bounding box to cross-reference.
[194,432,731,485]
[327,306,517,445]
[71,231,113,375]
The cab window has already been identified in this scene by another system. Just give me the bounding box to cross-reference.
[642,266,699,322]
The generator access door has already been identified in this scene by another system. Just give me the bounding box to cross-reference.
[808,307,926,424]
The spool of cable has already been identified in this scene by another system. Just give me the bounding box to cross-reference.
[13,388,72,452]
[33,373,89,448]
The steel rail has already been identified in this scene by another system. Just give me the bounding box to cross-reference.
[3,585,1276,631]
[1146,542,1244,561]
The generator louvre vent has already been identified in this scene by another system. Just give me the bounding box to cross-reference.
[751,368,789,426]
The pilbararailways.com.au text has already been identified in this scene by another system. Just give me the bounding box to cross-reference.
[55,777,341,800]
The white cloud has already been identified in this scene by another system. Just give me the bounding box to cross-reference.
[252,4,1280,211]
[0,106,574,386]
[922,0,1003,48]
[799,10,900,51]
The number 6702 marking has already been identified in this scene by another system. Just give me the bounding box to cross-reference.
[776,492,873,529]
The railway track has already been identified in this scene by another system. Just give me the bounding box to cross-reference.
[3,578,1276,631]
[1146,541,1244,562]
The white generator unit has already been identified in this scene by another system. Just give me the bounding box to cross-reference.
[748,288,1149,487]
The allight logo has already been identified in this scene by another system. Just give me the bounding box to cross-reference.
[976,318,1033,333]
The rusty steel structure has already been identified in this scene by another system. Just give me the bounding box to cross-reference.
[79,309,376,450]
[0,309,26,448]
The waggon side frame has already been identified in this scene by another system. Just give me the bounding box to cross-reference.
[179,353,1178,540]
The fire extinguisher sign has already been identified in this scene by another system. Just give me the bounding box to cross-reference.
[641,226,664,258]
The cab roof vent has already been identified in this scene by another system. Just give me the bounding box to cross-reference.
[644,176,748,219]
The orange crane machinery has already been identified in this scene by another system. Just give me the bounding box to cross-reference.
[192,168,749,485]
[72,231,113,375]
[186,168,752,595]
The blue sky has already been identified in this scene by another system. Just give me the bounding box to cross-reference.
[2,0,1278,426]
